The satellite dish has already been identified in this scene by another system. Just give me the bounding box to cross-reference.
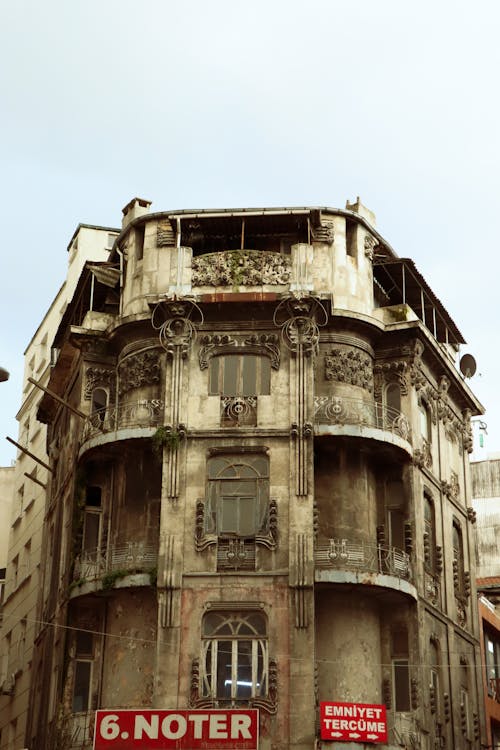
[459,353,477,378]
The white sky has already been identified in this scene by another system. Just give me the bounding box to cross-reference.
[1,0,499,465]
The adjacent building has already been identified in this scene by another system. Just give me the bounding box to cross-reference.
[1,198,485,750]
[0,224,119,750]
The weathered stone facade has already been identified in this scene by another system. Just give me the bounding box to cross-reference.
[3,199,485,750]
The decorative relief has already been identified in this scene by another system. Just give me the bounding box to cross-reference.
[441,472,460,501]
[466,507,477,524]
[462,409,473,453]
[157,220,176,247]
[84,366,115,399]
[118,350,161,396]
[274,294,328,358]
[364,234,378,260]
[413,439,432,470]
[373,360,409,399]
[311,221,335,244]
[192,250,291,287]
[325,347,373,392]
[152,299,203,359]
[198,332,280,371]
[403,339,426,391]
[195,498,278,553]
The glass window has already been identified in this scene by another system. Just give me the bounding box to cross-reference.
[72,631,94,713]
[201,611,268,701]
[391,627,410,711]
[419,401,431,443]
[386,383,401,414]
[206,454,269,538]
[424,495,436,572]
[209,355,271,396]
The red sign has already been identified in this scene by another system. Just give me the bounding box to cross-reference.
[93,709,259,750]
[320,702,387,744]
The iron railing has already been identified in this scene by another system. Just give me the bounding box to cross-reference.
[220,395,257,427]
[81,398,164,442]
[52,711,94,750]
[73,541,158,583]
[314,395,411,443]
[315,538,412,581]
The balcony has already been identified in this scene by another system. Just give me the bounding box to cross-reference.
[220,395,257,427]
[72,541,157,595]
[51,711,94,750]
[315,538,416,598]
[314,395,412,454]
[80,398,164,447]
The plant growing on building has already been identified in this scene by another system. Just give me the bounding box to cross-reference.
[101,568,130,590]
[152,425,181,458]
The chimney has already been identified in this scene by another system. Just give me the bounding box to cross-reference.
[345,196,376,228]
[122,197,152,229]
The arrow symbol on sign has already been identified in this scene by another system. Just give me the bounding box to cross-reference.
[349,732,361,738]
[367,734,379,740]
[330,732,343,738]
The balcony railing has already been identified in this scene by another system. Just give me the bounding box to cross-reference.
[220,395,257,427]
[315,538,412,581]
[81,398,164,442]
[314,395,411,443]
[52,711,94,750]
[73,541,158,584]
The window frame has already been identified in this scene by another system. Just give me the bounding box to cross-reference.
[201,610,268,703]
[209,354,271,397]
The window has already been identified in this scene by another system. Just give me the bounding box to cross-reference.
[386,383,401,414]
[346,220,357,259]
[206,454,269,538]
[72,630,94,713]
[201,611,268,701]
[424,494,436,572]
[429,639,442,719]
[485,631,500,696]
[135,224,145,261]
[24,541,31,578]
[82,487,102,559]
[209,355,271,397]
[391,627,410,712]
[453,521,465,596]
[419,400,432,443]
[91,388,108,428]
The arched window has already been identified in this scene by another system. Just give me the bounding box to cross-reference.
[91,387,108,427]
[206,454,269,538]
[386,383,401,414]
[419,400,432,443]
[201,610,268,701]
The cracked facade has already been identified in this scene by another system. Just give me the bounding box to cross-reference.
[0,198,485,749]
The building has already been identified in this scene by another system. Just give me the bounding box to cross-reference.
[0,466,15,619]
[2,198,485,750]
[0,224,119,750]
[472,456,500,748]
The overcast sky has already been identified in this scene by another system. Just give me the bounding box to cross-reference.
[1,0,499,465]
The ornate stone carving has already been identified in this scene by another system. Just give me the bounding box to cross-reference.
[373,360,409,400]
[462,409,473,453]
[152,300,203,359]
[118,350,161,396]
[441,471,460,500]
[198,332,280,371]
[325,347,374,392]
[311,221,335,244]
[364,234,377,260]
[467,507,477,524]
[84,366,115,399]
[192,250,291,287]
[403,339,426,390]
[413,439,432,470]
[157,220,176,247]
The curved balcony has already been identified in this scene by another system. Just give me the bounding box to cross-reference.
[315,538,416,599]
[70,541,157,598]
[80,398,164,453]
[314,395,412,455]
